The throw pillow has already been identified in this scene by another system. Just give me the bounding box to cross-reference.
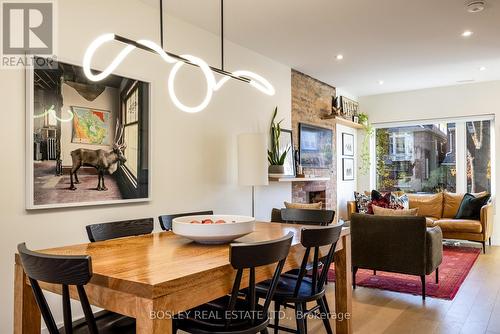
[354,192,370,214]
[390,193,409,210]
[284,201,322,209]
[455,193,491,220]
[368,191,391,214]
[372,205,419,216]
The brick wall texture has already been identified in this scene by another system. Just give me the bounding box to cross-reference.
[291,69,337,210]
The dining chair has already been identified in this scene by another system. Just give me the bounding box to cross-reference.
[17,243,135,334]
[280,208,335,226]
[86,217,154,242]
[84,218,155,332]
[158,210,214,231]
[173,232,294,334]
[255,223,344,334]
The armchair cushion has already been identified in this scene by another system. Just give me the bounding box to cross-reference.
[425,226,443,274]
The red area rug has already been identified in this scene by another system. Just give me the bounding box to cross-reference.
[329,246,480,300]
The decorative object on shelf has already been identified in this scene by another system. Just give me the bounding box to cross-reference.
[342,158,355,181]
[299,123,333,168]
[238,133,268,217]
[280,130,296,177]
[342,133,355,156]
[352,115,359,123]
[331,96,342,116]
[268,107,291,176]
[358,112,374,175]
[82,0,274,114]
[340,96,359,119]
[26,57,151,209]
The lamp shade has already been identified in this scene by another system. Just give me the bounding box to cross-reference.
[237,133,269,186]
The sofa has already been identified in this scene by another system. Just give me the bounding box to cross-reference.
[348,192,494,253]
[351,213,443,300]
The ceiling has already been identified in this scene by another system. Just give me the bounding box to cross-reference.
[144,0,500,97]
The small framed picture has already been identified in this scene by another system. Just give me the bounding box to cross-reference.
[280,129,296,177]
[342,158,355,181]
[342,133,354,156]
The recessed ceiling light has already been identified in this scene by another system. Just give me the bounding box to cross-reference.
[336,54,344,60]
[462,30,473,37]
[479,66,486,71]
[378,80,384,85]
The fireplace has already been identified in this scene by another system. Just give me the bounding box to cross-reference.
[308,190,326,209]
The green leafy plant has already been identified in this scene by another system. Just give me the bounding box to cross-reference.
[358,112,374,175]
[268,106,290,165]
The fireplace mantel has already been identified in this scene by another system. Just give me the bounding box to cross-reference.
[269,177,330,182]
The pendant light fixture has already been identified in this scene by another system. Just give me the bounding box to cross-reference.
[82,0,275,113]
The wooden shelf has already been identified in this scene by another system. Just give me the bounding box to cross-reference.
[321,115,364,129]
[269,177,331,182]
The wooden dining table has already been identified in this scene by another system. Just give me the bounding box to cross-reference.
[14,222,352,334]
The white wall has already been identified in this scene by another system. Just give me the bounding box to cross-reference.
[359,80,500,243]
[0,0,291,332]
[60,84,118,165]
[336,124,357,220]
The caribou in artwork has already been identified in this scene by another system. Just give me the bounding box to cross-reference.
[69,122,127,191]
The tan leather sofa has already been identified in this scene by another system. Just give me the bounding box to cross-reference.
[347,192,493,253]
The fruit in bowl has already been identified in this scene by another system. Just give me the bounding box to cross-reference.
[172,215,256,244]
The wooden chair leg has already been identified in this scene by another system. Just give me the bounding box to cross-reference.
[318,296,333,334]
[274,301,280,334]
[489,237,492,246]
[302,302,308,334]
[322,295,331,315]
[421,275,426,300]
[435,267,439,284]
[295,303,306,334]
[373,270,376,275]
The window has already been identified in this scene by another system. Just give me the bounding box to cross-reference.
[122,82,140,179]
[466,120,491,193]
[374,119,493,194]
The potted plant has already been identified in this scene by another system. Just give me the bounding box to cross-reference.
[268,106,290,175]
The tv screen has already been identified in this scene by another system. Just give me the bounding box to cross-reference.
[299,123,333,168]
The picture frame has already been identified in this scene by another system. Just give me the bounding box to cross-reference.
[299,123,333,169]
[340,96,359,119]
[26,56,152,209]
[280,129,295,177]
[342,158,355,181]
[342,133,354,156]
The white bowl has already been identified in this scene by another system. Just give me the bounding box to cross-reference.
[172,215,256,244]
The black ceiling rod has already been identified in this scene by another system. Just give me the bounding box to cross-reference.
[221,0,224,71]
[160,0,164,49]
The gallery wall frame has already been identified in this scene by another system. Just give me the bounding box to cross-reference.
[25,56,153,209]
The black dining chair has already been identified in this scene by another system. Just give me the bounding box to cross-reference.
[86,218,154,242]
[255,223,344,334]
[174,232,294,334]
[84,218,155,333]
[158,210,214,231]
[17,243,135,334]
[280,208,335,226]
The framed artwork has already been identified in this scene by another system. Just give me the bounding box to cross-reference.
[342,133,354,156]
[340,96,359,118]
[26,57,152,209]
[342,158,355,181]
[280,129,296,177]
[299,123,333,168]
[71,107,111,145]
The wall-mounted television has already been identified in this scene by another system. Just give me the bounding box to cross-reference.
[299,123,333,168]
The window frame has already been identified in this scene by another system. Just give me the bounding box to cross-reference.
[120,80,141,183]
[370,115,495,195]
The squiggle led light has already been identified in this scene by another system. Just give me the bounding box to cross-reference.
[83,34,275,113]
[34,105,74,122]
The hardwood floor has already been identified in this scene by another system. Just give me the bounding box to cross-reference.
[271,245,500,334]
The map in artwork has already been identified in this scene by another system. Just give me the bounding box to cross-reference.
[72,107,111,145]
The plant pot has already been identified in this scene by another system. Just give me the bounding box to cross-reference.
[268,165,285,175]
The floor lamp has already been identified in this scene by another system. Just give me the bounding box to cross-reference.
[237,133,268,217]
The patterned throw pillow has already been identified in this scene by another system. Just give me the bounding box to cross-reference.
[354,192,370,214]
[368,192,391,214]
[390,193,409,210]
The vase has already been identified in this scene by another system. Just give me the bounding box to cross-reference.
[268,165,285,175]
